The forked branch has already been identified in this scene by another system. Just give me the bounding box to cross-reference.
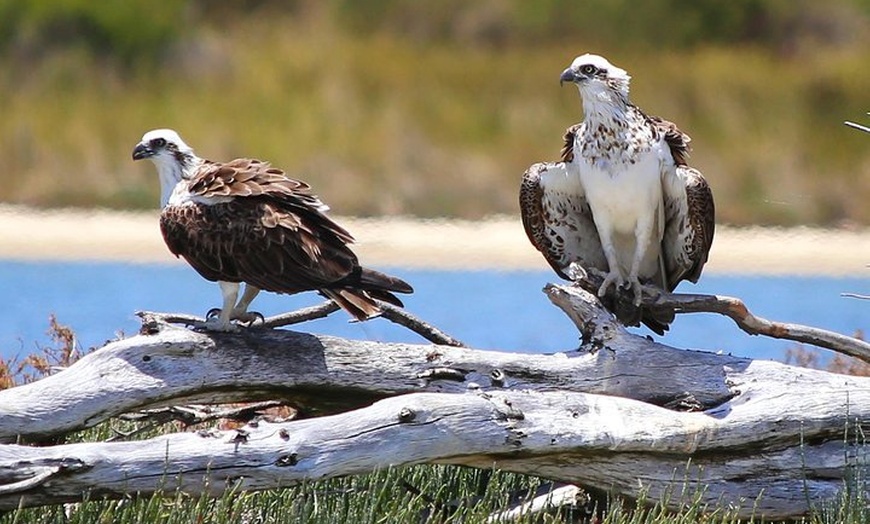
[571,274,870,362]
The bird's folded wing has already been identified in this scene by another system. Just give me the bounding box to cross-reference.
[520,162,605,279]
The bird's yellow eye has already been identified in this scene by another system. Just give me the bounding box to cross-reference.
[580,65,597,76]
[152,138,167,148]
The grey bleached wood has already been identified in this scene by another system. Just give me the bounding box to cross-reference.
[0,308,740,442]
[1,380,869,517]
[1,283,869,518]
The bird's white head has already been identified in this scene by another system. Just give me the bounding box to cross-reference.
[560,54,631,108]
[133,129,199,207]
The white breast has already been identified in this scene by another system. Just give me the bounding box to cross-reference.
[573,143,670,279]
[577,148,664,234]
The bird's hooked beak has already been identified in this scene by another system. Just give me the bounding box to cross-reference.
[560,67,579,86]
[132,142,154,161]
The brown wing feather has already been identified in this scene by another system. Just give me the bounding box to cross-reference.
[660,165,715,292]
[681,167,715,284]
[162,158,412,320]
[646,112,714,290]
[520,163,571,280]
[520,162,607,279]
[188,158,354,242]
[647,115,692,166]
[560,123,583,163]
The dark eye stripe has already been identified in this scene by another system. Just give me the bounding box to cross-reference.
[151,138,167,148]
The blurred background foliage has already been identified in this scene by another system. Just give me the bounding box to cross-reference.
[0,0,867,225]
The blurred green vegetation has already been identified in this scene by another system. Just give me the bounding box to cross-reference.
[0,0,867,225]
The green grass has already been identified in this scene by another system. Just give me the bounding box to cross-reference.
[0,459,732,523]
[0,6,867,224]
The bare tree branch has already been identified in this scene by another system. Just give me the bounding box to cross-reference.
[259,301,341,328]
[139,299,465,347]
[377,302,466,347]
[570,275,870,362]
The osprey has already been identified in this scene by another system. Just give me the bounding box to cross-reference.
[133,129,413,331]
[520,54,714,334]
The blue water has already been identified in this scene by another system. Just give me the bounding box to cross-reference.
[1,260,866,363]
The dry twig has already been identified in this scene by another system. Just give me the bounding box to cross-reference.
[377,302,466,347]
[138,298,466,348]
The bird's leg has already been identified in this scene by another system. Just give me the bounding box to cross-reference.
[626,220,655,306]
[230,284,264,326]
[202,281,241,332]
[595,227,625,298]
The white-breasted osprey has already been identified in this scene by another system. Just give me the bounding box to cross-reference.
[520,54,714,334]
[133,129,413,331]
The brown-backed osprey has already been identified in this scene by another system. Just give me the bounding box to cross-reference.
[133,129,413,331]
[520,54,714,334]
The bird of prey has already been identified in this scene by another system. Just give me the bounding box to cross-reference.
[520,54,714,334]
[133,129,413,331]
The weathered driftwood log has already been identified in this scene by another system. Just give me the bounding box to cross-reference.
[0,285,868,519]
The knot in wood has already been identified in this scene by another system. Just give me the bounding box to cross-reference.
[398,407,417,423]
[56,458,89,473]
[492,397,525,421]
[276,453,298,467]
[138,318,162,336]
[505,429,527,447]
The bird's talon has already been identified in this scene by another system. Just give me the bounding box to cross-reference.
[206,308,222,320]
[234,311,265,327]
[598,274,619,297]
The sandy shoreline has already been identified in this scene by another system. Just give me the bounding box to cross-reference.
[0,204,868,276]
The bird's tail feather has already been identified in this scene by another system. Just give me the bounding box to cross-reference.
[324,267,414,321]
[320,289,382,322]
[640,311,675,336]
[357,268,414,295]
[609,292,674,335]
